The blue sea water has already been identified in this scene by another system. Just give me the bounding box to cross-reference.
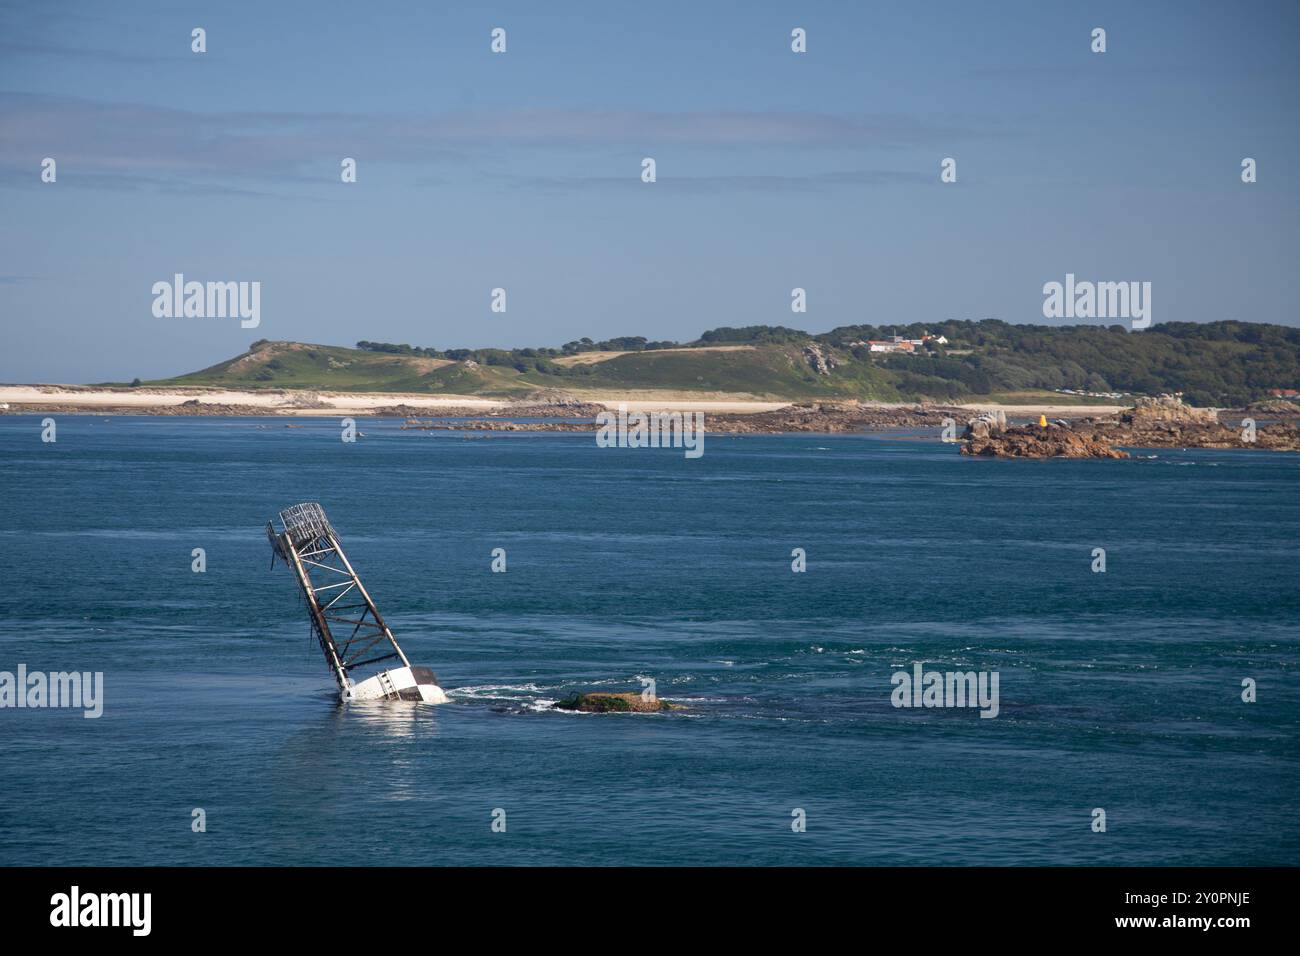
[0,415,1297,866]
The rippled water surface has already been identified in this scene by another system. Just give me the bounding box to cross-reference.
[1,416,1297,864]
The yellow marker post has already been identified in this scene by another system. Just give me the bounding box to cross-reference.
[1039,414,1048,427]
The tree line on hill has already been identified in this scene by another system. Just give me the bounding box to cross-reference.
[355,319,1300,405]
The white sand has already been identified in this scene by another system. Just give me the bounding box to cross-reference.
[0,385,784,415]
[0,385,499,415]
[0,385,1128,418]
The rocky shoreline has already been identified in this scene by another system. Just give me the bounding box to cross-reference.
[395,401,973,433]
[962,422,1130,459]
[961,395,1300,458]
[6,388,1299,456]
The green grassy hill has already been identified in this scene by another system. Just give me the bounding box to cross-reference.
[153,339,893,400]
[529,346,897,399]
[154,341,525,395]
[146,320,1300,406]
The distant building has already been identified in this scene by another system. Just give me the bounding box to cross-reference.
[867,340,915,353]
[1268,388,1299,398]
[851,331,947,354]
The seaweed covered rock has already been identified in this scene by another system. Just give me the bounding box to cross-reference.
[553,692,677,713]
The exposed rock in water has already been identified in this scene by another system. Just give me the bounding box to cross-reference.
[487,395,608,417]
[373,403,461,418]
[402,419,556,431]
[160,400,270,416]
[708,401,966,433]
[1082,416,1300,451]
[397,401,971,434]
[553,692,678,713]
[1123,394,1218,425]
[1069,394,1300,451]
[960,393,1300,457]
[391,392,1300,451]
[962,421,1130,459]
[963,410,1007,440]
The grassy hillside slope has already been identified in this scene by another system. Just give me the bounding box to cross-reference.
[147,320,1300,405]
[154,341,527,395]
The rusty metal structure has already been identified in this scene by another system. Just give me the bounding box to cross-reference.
[267,502,447,703]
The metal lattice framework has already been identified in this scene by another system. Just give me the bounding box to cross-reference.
[267,502,409,693]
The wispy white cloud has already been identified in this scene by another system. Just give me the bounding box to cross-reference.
[0,91,1005,193]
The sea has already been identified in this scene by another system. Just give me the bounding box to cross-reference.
[1,415,1297,865]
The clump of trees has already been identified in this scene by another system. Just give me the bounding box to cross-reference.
[559,336,681,354]
[816,320,1300,405]
[698,325,811,345]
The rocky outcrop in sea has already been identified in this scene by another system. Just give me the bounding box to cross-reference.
[960,395,1300,457]
[961,421,1130,459]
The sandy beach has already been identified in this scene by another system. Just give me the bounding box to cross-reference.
[0,384,1126,419]
[0,385,801,416]
[0,385,501,416]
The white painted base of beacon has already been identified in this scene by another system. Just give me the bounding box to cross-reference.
[346,666,449,704]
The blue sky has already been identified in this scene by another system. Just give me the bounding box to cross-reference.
[2,0,1298,382]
